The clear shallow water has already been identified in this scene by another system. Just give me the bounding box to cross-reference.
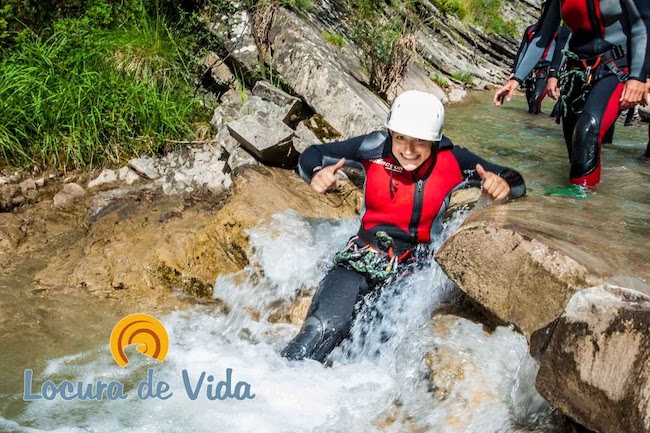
[2,92,648,432]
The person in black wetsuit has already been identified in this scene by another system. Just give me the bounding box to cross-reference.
[515,23,571,114]
[494,0,650,188]
[281,91,527,363]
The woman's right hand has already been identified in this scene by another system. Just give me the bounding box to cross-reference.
[310,158,346,194]
[546,77,560,100]
[493,79,520,106]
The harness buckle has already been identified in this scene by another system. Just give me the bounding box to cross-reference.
[584,66,593,85]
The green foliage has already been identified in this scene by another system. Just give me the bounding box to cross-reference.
[211,0,313,13]
[432,72,449,87]
[429,0,516,37]
[322,31,345,48]
[343,0,417,99]
[451,71,474,85]
[431,0,466,20]
[468,0,516,36]
[0,9,209,170]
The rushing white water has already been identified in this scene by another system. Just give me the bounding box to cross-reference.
[0,209,564,433]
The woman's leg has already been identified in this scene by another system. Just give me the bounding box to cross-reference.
[569,75,625,187]
[281,265,370,362]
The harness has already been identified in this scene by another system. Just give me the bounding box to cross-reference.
[333,231,414,282]
[523,62,551,93]
[555,45,628,121]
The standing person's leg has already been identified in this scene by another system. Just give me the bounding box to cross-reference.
[624,106,635,126]
[570,75,625,187]
[281,265,371,362]
[529,75,548,114]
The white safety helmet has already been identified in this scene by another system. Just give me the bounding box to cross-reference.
[385,90,445,142]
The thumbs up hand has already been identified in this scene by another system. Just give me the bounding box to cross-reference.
[476,164,510,202]
[310,158,346,194]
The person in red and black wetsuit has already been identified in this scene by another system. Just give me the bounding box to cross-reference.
[281,91,526,362]
[494,0,650,188]
[515,23,570,114]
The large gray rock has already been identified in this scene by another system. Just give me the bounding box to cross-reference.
[435,195,649,340]
[531,286,650,433]
[227,112,295,164]
[267,8,388,138]
[206,10,260,73]
[387,60,449,104]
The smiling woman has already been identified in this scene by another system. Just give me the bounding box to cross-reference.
[282,90,527,363]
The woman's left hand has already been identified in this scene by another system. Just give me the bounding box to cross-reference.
[620,79,648,109]
[476,164,510,201]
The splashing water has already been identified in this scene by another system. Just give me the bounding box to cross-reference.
[0,209,565,433]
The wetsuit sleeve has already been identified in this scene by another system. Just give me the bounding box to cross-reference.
[451,147,527,199]
[549,25,571,78]
[512,0,562,83]
[622,0,650,81]
[298,131,385,183]
[512,25,535,74]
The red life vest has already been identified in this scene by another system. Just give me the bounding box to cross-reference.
[360,149,463,245]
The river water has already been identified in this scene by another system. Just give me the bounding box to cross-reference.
[1,93,648,432]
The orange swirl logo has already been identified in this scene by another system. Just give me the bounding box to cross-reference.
[110,314,169,368]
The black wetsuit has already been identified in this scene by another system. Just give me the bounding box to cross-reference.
[281,132,526,362]
[513,0,650,187]
[516,24,570,114]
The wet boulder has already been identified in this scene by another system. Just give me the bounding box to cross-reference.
[531,286,650,433]
[435,195,649,339]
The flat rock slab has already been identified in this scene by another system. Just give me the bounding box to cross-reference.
[227,112,295,164]
[531,285,650,433]
[435,195,650,339]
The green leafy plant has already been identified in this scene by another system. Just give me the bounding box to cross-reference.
[451,71,474,85]
[322,31,345,48]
